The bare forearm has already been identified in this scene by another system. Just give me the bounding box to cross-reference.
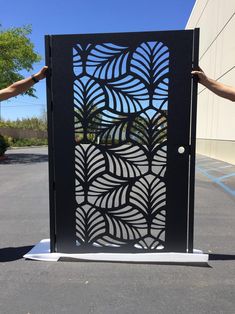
[0,66,48,101]
[192,69,235,102]
[202,78,235,101]
[0,76,35,101]
[8,76,35,96]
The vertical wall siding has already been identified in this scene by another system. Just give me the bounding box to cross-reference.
[186,0,235,164]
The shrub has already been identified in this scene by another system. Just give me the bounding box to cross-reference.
[0,117,47,131]
[11,138,48,147]
[0,134,9,156]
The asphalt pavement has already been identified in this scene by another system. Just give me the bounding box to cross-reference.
[0,147,234,314]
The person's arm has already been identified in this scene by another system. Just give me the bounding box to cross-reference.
[0,66,48,101]
[192,68,235,102]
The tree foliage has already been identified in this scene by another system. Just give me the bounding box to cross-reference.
[0,117,47,131]
[0,24,41,97]
[0,134,9,156]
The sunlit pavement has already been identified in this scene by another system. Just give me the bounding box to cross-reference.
[196,154,235,197]
[0,147,234,314]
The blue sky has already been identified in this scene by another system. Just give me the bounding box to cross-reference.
[0,0,195,120]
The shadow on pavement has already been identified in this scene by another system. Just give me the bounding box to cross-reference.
[0,153,48,165]
[0,246,34,262]
[209,253,235,261]
[59,257,211,267]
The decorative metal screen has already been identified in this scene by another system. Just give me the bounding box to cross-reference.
[46,30,199,254]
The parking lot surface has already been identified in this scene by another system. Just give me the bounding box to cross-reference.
[0,147,234,314]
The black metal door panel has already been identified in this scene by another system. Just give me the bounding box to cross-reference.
[46,30,199,253]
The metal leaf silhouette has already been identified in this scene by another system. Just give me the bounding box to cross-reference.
[92,110,129,145]
[106,205,147,240]
[135,234,165,250]
[73,44,92,77]
[86,43,129,79]
[130,41,169,86]
[129,109,167,152]
[105,75,149,113]
[88,174,129,208]
[130,174,166,217]
[152,142,167,169]
[76,204,106,244]
[94,236,126,248]
[74,76,106,140]
[154,78,169,101]
[72,39,169,251]
[105,145,148,178]
[75,144,106,203]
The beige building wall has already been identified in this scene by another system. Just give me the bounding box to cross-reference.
[186,0,235,164]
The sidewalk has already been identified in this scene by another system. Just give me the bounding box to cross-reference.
[0,147,234,314]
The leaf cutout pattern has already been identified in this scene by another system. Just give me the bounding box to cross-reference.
[129,109,167,169]
[105,205,148,240]
[153,142,167,167]
[135,233,165,250]
[75,144,106,203]
[95,236,126,247]
[73,39,169,251]
[86,43,129,79]
[105,145,148,178]
[129,175,166,217]
[76,204,106,244]
[73,44,92,77]
[88,174,129,209]
[154,78,169,101]
[93,110,129,145]
[74,76,106,140]
[104,75,149,113]
[130,41,169,86]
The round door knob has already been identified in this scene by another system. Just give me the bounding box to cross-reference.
[178,146,185,154]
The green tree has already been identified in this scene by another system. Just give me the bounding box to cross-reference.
[0,24,41,97]
[0,117,47,131]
